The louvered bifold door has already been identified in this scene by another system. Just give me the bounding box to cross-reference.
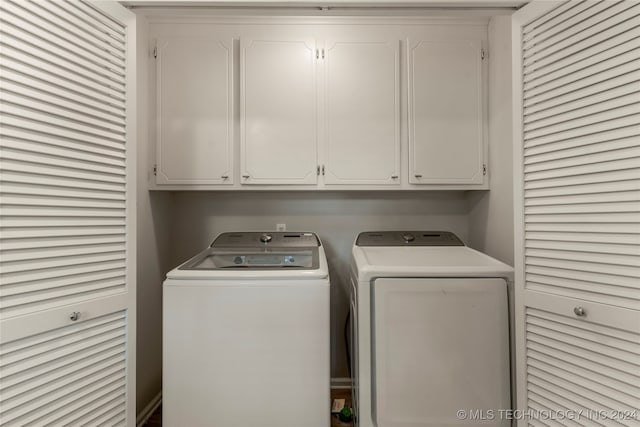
[0,1,136,425]
[513,1,640,426]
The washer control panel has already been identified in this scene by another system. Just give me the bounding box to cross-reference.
[212,232,320,248]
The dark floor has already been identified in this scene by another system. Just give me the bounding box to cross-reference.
[145,388,354,427]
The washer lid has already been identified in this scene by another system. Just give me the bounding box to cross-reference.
[356,231,463,246]
[179,247,318,270]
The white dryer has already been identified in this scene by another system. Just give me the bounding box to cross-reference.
[163,232,330,427]
[350,231,513,427]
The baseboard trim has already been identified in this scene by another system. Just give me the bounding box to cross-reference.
[331,377,352,389]
[137,391,162,427]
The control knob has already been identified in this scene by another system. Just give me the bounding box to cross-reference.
[260,234,273,243]
[402,233,415,243]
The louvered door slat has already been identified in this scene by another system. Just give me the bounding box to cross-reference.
[525,88,640,133]
[5,0,125,60]
[528,340,638,387]
[522,1,597,40]
[523,10,640,74]
[525,169,639,191]
[1,343,125,398]
[524,65,640,110]
[1,137,126,167]
[525,60,640,108]
[523,2,636,60]
[1,115,126,151]
[0,29,125,99]
[0,52,125,114]
[60,0,126,40]
[1,234,125,251]
[0,162,126,185]
[526,190,640,207]
[524,101,639,139]
[0,67,126,121]
[0,174,125,195]
[524,113,640,148]
[523,3,639,67]
[2,92,126,136]
[0,260,125,288]
[0,1,125,75]
[525,136,639,165]
[79,400,126,427]
[2,81,126,131]
[525,231,640,245]
[1,105,125,143]
[0,1,134,424]
[528,390,592,427]
[526,39,639,94]
[1,226,124,240]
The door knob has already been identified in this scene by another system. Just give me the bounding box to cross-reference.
[573,306,586,317]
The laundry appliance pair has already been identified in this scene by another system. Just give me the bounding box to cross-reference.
[163,230,513,427]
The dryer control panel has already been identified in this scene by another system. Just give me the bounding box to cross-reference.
[356,231,464,246]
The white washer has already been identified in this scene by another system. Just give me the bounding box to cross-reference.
[350,231,513,427]
[163,232,330,427]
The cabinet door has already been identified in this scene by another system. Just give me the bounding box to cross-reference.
[408,39,485,184]
[156,37,233,185]
[0,0,136,424]
[323,40,400,185]
[241,38,318,185]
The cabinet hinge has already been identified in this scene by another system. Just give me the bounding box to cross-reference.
[153,47,157,59]
[481,48,487,60]
[153,164,157,176]
[483,164,487,176]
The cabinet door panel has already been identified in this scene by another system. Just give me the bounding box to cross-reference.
[241,39,317,185]
[408,39,485,184]
[324,40,400,185]
[156,37,233,185]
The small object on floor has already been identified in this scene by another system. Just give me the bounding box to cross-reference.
[331,398,346,413]
[338,406,353,423]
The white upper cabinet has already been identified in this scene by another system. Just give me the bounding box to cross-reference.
[408,39,486,185]
[240,38,318,185]
[156,37,233,184]
[150,21,490,190]
[323,40,400,185]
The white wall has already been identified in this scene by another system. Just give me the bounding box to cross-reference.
[136,15,173,417]
[468,15,513,266]
[168,191,470,376]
